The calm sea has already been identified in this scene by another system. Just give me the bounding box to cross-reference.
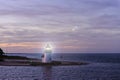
[0,53,120,80]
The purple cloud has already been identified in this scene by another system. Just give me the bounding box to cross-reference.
[0,0,120,53]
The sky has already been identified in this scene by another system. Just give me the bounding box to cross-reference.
[0,0,120,53]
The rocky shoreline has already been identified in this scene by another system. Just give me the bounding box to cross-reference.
[0,55,88,66]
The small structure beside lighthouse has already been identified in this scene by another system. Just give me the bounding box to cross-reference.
[42,44,52,63]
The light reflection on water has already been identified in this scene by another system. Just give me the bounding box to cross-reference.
[42,66,52,80]
[0,64,120,80]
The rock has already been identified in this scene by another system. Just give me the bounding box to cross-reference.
[0,48,5,61]
[0,48,5,56]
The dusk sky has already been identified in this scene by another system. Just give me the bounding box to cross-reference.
[0,0,120,53]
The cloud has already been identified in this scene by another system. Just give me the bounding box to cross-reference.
[0,0,120,53]
[0,0,71,17]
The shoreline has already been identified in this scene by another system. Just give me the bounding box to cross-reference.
[0,55,88,66]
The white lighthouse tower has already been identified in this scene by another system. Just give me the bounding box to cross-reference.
[42,44,52,63]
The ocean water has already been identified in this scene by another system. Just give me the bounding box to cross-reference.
[0,53,120,80]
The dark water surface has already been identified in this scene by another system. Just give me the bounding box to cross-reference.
[0,53,120,80]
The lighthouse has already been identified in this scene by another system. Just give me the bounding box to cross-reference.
[42,44,52,63]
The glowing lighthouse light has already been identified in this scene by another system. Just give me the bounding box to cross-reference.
[42,44,52,63]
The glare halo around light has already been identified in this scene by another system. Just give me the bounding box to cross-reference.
[42,42,55,52]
